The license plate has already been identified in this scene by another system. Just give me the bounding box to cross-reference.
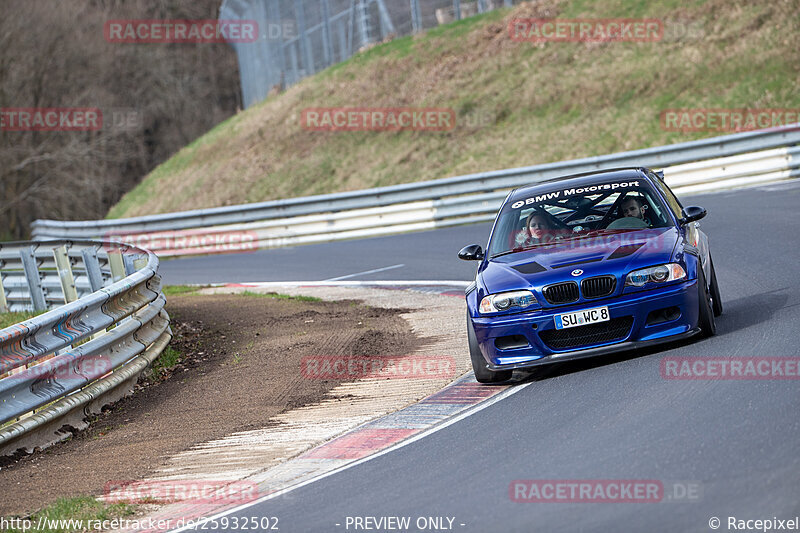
[554,306,610,329]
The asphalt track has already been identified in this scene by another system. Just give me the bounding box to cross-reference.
[166,181,800,532]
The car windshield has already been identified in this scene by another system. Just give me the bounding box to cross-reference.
[488,178,673,257]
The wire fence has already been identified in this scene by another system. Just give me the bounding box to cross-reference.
[220,0,517,107]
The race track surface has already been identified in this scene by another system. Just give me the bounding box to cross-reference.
[166,182,800,532]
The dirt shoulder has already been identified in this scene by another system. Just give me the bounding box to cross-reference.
[0,292,419,517]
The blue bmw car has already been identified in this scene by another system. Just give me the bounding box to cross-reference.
[458,167,722,383]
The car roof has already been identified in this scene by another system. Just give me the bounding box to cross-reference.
[507,167,654,205]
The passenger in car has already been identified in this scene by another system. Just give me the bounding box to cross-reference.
[515,210,561,246]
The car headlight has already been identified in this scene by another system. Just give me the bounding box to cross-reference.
[625,263,686,287]
[479,290,537,314]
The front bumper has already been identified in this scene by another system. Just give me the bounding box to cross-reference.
[471,280,700,371]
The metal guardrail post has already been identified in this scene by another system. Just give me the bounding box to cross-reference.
[122,254,136,276]
[108,250,126,282]
[0,239,170,455]
[81,248,105,292]
[19,247,46,311]
[53,245,78,304]
[0,273,8,313]
[133,257,148,272]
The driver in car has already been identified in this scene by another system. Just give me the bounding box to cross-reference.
[620,196,651,226]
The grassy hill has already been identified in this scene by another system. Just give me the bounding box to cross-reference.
[108,0,800,218]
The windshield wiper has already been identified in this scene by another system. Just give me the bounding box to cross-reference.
[555,228,639,242]
[490,229,644,257]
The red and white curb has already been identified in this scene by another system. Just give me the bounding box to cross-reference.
[138,375,529,532]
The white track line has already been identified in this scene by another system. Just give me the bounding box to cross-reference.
[212,280,470,288]
[170,381,531,532]
[323,264,405,281]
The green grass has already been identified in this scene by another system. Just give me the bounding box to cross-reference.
[107,0,800,219]
[240,291,321,302]
[2,496,136,533]
[0,311,43,329]
[147,346,181,380]
[161,285,205,296]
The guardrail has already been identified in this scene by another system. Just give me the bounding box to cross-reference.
[0,240,170,456]
[31,125,800,255]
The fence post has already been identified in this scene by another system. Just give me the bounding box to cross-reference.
[410,0,421,33]
[357,0,372,46]
[52,245,78,304]
[266,0,287,85]
[375,0,396,37]
[321,0,333,67]
[453,0,461,20]
[338,16,348,61]
[294,0,314,77]
[477,0,487,13]
[289,42,300,85]
[20,247,47,311]
[348,0,356,55]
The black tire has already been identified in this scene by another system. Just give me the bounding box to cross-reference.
[467,312,512,384]
[709,257,723,317]
[697,266,716,337]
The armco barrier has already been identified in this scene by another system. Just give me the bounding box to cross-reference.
[0,240,170,456]
[31,125,800,255]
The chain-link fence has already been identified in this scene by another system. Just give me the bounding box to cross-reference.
[220,0,517,108]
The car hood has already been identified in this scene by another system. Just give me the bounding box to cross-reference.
[480,228,680,294]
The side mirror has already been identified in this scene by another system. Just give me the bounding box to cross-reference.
[458,244,484,261]
[680,206,707,225]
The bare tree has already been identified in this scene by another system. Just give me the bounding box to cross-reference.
[0,0,241,239]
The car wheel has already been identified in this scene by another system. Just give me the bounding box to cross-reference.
[697,266,716,337]
[709,257,723,317]
[467,312,512,384]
